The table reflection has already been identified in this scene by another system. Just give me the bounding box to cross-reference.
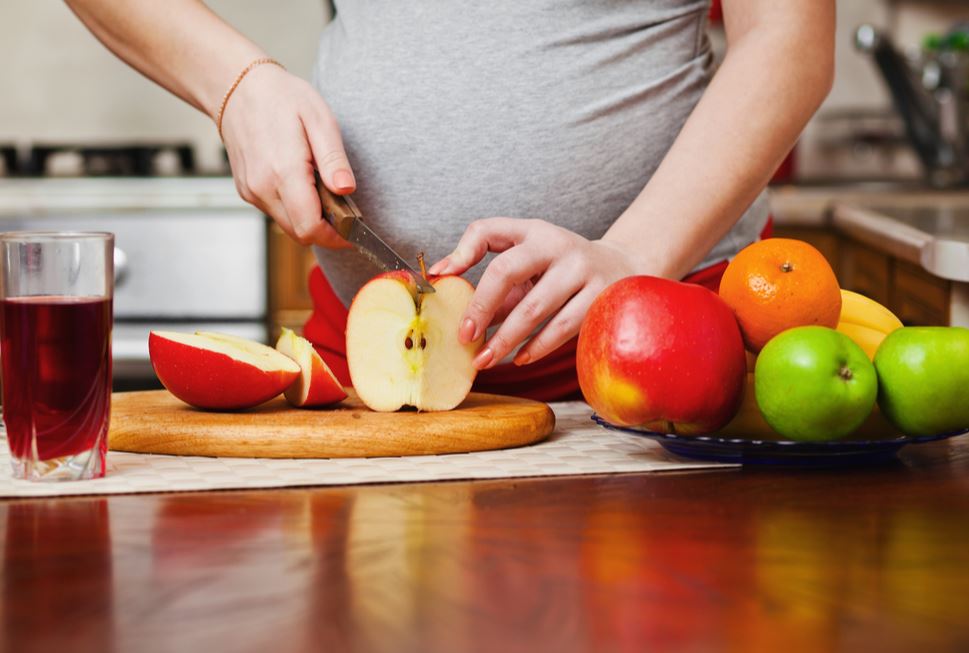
[2,462,960,651]
[2,498,115,652]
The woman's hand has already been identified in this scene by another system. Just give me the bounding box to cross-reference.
[428,218,642,370]
[220,64,355,249]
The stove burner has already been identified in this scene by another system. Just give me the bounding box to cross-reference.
[21,143,196,177]
[0,145,16,176]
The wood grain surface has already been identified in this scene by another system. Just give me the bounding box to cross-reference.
[4,438,969,653]
[108,390,555,458]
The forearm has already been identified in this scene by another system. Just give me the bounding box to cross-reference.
[64,0,266,118]
[602,0,834,279]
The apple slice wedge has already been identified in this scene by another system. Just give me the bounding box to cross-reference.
[149,330,300,410]
[346,272,483,412]
[275,327,347,407]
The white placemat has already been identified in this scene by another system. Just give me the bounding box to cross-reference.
[0,402,734,498]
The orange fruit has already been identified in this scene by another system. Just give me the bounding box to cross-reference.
[718,238,841,352]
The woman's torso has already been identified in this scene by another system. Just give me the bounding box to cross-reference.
[313,0,768,305]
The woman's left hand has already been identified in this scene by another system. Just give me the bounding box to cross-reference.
[427,218,642,370]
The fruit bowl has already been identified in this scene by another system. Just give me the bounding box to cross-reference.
[591,415,969,466]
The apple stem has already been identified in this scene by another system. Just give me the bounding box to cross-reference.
[839,366,853,381]
[417,252,429,281]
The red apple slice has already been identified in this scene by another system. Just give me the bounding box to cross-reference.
[149,330,300,410]
[346,272,483,412]
[275,327,347,407]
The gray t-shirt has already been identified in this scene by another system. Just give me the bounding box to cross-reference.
[312,0,768,306]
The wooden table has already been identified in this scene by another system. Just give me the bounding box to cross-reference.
[3,438,969,653]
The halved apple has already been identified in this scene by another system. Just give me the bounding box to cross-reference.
[149,330,300,410]
[346,272,483,412]
[275,327,347,407]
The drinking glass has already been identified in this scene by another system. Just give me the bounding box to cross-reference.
[0,232,113,481]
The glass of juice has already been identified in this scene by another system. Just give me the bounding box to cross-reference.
[0,232,113,481]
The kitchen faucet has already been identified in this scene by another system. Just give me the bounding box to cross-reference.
[855,24,969,187]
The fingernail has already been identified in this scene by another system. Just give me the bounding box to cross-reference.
[428,258,449,276]
[473,347,493,370]
[514,350,530,366]
[333,169,355,192]
[459,318,476,344]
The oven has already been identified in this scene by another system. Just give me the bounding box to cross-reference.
[0,143,268,389]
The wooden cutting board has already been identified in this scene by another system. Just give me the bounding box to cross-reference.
[109,390,555,459]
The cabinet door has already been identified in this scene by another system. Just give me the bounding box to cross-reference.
[773,226,841,279]
[268,225,318,338]
[838,239,891,306]
[891,260,951,326]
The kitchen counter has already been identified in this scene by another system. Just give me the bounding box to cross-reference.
[770,185,969,282]
[770,183,969,229]
[0,177,248,214]
[832,203,969,283]
[771,185,969,327]
[4,441,969,652]
[769,182,969,227]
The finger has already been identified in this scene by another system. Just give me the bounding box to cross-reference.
[426,256,451,276]
[256,191,298,240]
[277,164,349,248]
[303,108,355,194]
[433,218,533,276]
[461,245,551,345]
[514,286,599,365]
[473,272,583,370]
[254,188,346,249]
[491,280,534,325]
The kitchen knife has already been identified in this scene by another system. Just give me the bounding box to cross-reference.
[314,173,434,294]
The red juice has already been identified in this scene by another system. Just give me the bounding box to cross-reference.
[1,295,112,466]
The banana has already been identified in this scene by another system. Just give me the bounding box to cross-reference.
[715,372,900,441]
[714,373,784,440]
[838,289,903,333]
[836,289,903,360]
[836,322,890,360]
[714,291,903,439]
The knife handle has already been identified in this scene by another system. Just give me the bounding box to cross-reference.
[315,172,362,238]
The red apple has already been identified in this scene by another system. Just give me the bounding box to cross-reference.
[346,271,483,411]
[275,327,347,407]
[577,276,746,434]
[149,330,300,410]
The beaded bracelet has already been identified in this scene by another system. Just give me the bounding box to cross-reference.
[215,57,284,140]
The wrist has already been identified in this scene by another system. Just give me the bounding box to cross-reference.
[195,45,271,119]
[596,236,668,279]
[214,57,285,138]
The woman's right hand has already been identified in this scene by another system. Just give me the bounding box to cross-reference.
[219,64,355,248]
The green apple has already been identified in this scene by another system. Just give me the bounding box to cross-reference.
[755,326,878,441]
[873,326,969,436]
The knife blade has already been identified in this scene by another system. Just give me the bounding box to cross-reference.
[314,173,435,294]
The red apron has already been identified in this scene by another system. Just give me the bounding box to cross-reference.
[303,220,772,402]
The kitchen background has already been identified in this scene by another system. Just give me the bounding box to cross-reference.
[1,0,967,389]
[2,1,961,178]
